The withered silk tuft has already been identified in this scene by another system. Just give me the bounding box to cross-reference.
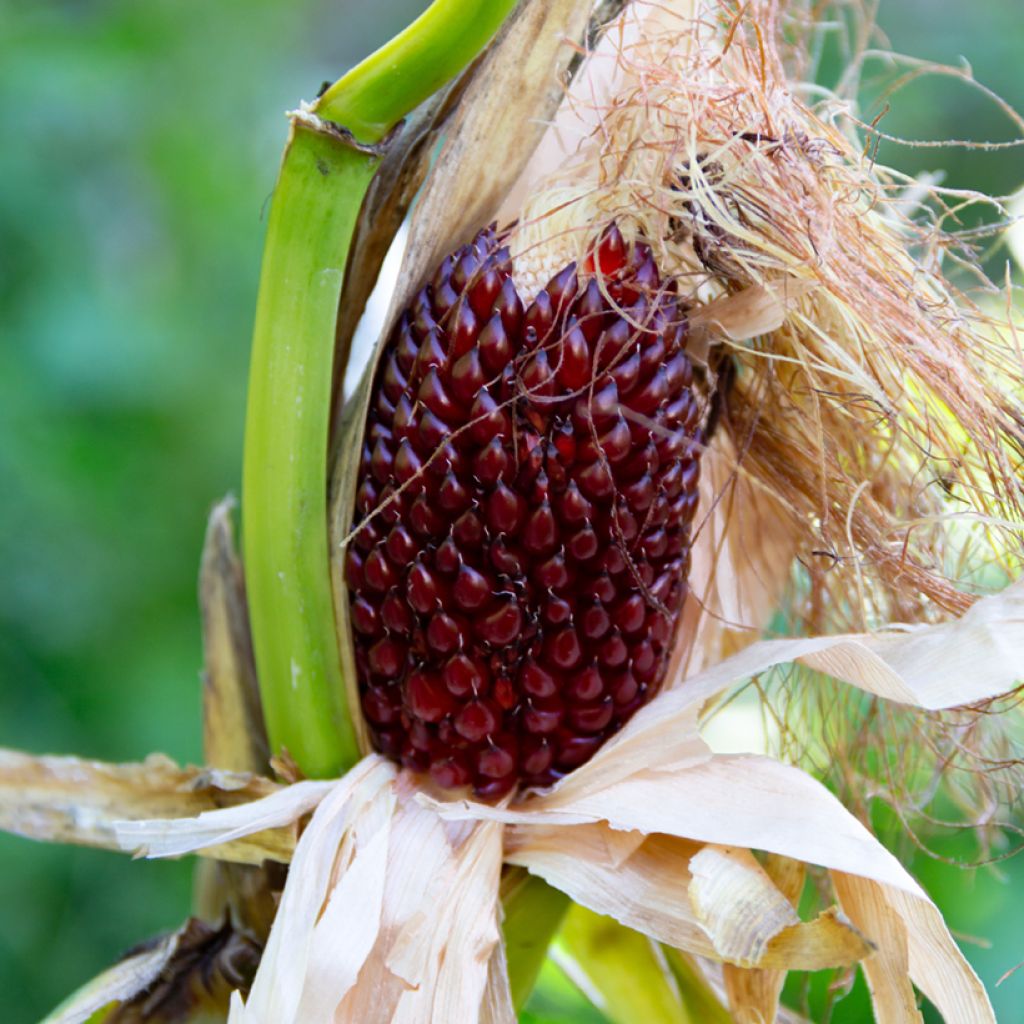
[348,226,703,797]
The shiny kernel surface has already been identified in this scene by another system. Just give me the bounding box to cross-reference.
[349,225,703,797]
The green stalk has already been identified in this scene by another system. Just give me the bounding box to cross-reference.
[242,0,516,778]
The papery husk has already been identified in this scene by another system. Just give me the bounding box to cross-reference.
[122,579,1024,1021]
[220,759,506,1024]
[0,748,290,865]
[673,432,802,682]
[833,873,923,1023]
[422,582,1024,1021]
[228,756,396,1023]
[194,498,280,936]
[720,854,806,1024]
[687,845,871,971]
[198,498,267,777]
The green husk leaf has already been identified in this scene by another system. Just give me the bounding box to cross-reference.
[555,904,698,1024]
[499,869,572,1010]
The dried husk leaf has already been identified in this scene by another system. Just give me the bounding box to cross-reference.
[505,823,714,956]
[672,434,801,683]
[721,855,806,1024]
[228,756,396,1023]
[480,939,517,1024]
[688,281,819,347]
[833,873,922,1024]
[389,817,504,1022]
[114,775,331,863]
[0,749,287,865]
[421,583,1020,1019]
[199,498,267,776]
[52,579,1016,1021]
[42,930,180,1024]
[195,498,279,936]
[688,845,870,971]
[834,872,995,1024]
[43,917,260,1024]
[186,759,510,1024]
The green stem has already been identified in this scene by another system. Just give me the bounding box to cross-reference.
[501,869,572,1009]
[315,0,517,142]
[241,0,516,778]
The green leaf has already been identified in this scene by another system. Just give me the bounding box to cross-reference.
[502,869,572,1010]
[556,905,698,1024]
[663,946,735,1024]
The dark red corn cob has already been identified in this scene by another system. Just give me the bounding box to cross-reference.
[347,224,703,798]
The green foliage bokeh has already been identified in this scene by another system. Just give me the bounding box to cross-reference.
[0,1,1021,1021]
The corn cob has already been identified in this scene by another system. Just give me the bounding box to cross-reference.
[347,223,704,796]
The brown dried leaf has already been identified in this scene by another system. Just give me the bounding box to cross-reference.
[0,749,288,865]
[505,824,713,957]
[688,846,870,971]
[834,872,995,1024]
[672,434,801,684]
[43,931,178,1024]
[195,498,280,938]
[833,872,923,1023]
[689,280,818,345]
[199,497,267,775]
[43,917,260,1024]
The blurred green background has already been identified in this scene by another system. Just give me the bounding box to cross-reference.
[0,1,1021,1021]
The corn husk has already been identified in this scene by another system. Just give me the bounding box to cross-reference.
[194,498,280,935]
[720,854,806,1023]
[110,577,1024,1021]
[0,749,288,865]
